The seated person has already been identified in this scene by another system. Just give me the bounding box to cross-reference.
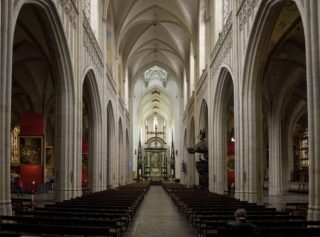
[224,208,259,237]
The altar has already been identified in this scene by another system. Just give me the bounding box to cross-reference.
[143,137,168,181]
[143,149,168,180]
[137,116,170,182]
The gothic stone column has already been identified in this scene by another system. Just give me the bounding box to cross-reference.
[188,153,196,187]
[212,102,227,194]
[306,0,320,221]
[239,88,264,204]
[0,0,13,215]
[268,112,284,196]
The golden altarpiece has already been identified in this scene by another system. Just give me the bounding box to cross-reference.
[140,116,170,181]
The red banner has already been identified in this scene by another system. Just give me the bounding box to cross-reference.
[227,141,235,186]
[82,139,89,154]
[19,164,43,185]
[20,113,44,136]
[227,141,235,155]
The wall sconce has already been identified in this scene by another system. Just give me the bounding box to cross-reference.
[135,150,137,155]
[176,150,178,155]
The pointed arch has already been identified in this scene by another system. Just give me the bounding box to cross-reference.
[126,128,130,184]
[82,69,103,192]
[188,117,196,187]
[199,99,208,136]
[10,0,76,203]
[118,118,124,186]
[241,0,307,204]
[107,101,115,187]
[182,128,188,185]
[212,67,234,194]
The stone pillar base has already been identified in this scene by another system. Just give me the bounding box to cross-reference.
[268,186,282,196]
[0,202,12,216]
[247,191,263,205]
[308,206,320,221]
[215,186,227,195]
[209,185,214,193]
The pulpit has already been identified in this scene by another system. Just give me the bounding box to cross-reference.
[187,130,208,189]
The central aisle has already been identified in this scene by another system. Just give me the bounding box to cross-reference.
[124,186,195,237]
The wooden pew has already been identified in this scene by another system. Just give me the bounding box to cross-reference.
[0,232,21,236]
[196,219,320,237]
[3,182,149,237]
[194,214,306,235]
[166,185,315,237]
[17,209,128,227]
[286,202,308,216]
[1,215,122,237]
[0,222,111,236]
[11,198,33,214]
[35,206,131,224]
[190,210,288,226]
[43,204,133,218]
[217,226,320,237]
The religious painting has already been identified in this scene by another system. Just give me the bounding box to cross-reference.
[45,146,54,166]
[19,136,43,165]
[45,166,54,181]
[150,153,161,168]
[82,153,89,170]
[150,153,161,179]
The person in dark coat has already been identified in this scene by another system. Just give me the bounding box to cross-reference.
[15,174,23,197]
[224,208,259,237]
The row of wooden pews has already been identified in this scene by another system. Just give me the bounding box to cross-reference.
[11,198,33,214]
[0,182,150,237]
[162,182,320,237]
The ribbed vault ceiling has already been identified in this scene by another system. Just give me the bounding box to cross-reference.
[114,0,198,85]
[110,0,199,129]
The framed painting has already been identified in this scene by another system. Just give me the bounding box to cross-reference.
[19,136,43,165]
[45,146,54,166]
[82,153,88,170]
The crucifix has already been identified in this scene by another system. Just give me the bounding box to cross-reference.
[146,125,166,141]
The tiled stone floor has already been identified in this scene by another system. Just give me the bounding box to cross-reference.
[123,186,196,237]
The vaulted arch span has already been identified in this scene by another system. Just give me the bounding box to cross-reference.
[241,0,308,206]
[199,99,208,135]
[3,1,77,214]
[211,67,234,194]
[82,69,103,193]
[107,101,116,187]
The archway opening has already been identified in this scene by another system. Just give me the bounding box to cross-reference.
[226,95,235,194]
[118,119,124,186]
[198,100,209,189]
[82,75,97,192]
[189,118,196,187]
[126,129,130,184]
[11,4,60,196]
[291,113,308,186]
[212,69,234,195]
[181,129,188,185]
[107,102,115,187]
[260,1,307,197]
